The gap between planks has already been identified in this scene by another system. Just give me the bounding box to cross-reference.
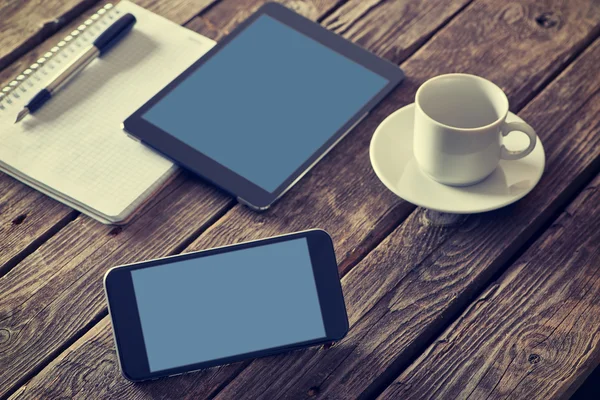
[204,18,600,400]
[364,168,600,400]
[0,0,344,284]
[0,0,229,281]
[0,0,473,301]
[4,0,600,396]
[359,32,600,400]
[0,0,103,72]
[0,0,473,397]
[0,210,78,279]
[0,0,231,274]
[195,0,483,390]
[201,1,600,397]
[378,173,600,399]
[0,0,349,397]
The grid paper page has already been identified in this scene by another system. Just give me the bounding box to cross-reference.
[0,1,215,220]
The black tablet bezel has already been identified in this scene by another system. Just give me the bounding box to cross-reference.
[103,229,348,382]
[123,2,404,210]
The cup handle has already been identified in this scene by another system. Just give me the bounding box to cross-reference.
[500,121,537,160]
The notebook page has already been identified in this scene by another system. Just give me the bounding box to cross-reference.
[0,1,215,220]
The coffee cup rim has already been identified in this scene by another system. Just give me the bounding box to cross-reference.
[415,73,509,132]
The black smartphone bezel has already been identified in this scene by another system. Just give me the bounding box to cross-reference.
[103,229,348,382]
[123,2,404,210]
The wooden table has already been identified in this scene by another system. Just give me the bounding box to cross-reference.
[1,0,599,398]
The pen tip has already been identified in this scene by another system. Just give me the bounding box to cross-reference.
[15,108,29,124]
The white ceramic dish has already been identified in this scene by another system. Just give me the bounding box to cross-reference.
[370,104,545,214]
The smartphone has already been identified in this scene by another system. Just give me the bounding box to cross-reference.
[104,229,349,382]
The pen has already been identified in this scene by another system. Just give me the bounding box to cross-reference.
[15,13,137,124]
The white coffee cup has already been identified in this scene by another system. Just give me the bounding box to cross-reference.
[413,73,537,186]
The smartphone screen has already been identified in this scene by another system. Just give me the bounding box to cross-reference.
[132,237,325,372]
[104,230,348,380]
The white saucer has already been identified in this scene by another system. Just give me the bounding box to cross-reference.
[370,104,545,214]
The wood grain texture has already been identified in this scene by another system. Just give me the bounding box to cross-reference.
[0,0,101,72]
[223,37,600,399]
[195,0,600,394]
[181,0,600,276]
[0,0,477,398]
[0,0,108,87]
[0,0,114,281]
[0,174,232,399]
[0,176,75,277]
[7,1,600,399]
[0,0,226,387]
[193,2,600,397]
[184,0,473,276]
[0,0,221,280]
[380,174,600,400]
[0,0,215,85]
[8,317,254,400]
[185,0,343,41]
[0,10,232,396]
[321,0,472,64]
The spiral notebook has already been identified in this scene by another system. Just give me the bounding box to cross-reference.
[0,1,215,224]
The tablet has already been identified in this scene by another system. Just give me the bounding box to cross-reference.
[124,2,404,210]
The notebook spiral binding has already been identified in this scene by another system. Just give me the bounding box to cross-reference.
[0,3,121,111]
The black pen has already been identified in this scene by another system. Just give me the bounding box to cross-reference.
[15,13,137,123]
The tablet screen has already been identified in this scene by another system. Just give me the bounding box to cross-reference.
[141,14,389,193]
[130,238,325,372]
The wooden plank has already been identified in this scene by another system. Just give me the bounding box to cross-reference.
[0,0,468,390]
[182,1,600,397]
[180,0,600,273]
[184,1,600,396]
[0,2,227,396]
[0,177,76,277]
[0,0,475,398]
[0,174,232,399]
[208,38,600,399]
[8,318,254,399]
[0,0,221,279]
[0,1,105,86]
[380,174,600,400]
[0,0,215,85]
[321,0,473,64]
[8,1,600,399]
[0,0,101,72]
[0,0,468,288]
[0,0,383,287]
[0,0,112,280]
[184,0,343,41]
[184,0,473,274]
